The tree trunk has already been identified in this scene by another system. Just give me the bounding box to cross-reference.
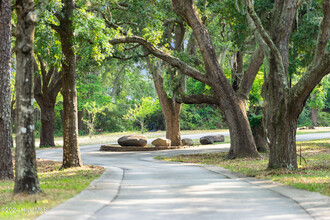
[222,98,260,159]
[311,108,318,127]
[164,102,182,146]
[0,0,14,180]
[14,0,41,193]
[311,94,318,126]
[267,117,299,169]
[252,121,269,153]
[78,110,84,131]
[55,0,82,168]
[40,104,56,147]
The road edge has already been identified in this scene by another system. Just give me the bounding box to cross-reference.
[36,166,124,220]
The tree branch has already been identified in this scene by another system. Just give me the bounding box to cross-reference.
[108,53,150,61]
[237,47,264,100]
[291,0,330,107]
[176,94,219,105]
[109,36,209,84]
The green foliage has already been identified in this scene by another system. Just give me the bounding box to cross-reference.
[180,104,226,130]
[123,97,160,133]
[248,113,262,129]
[78,74,112,138]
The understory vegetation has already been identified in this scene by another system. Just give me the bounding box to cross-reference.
[0,159,104,220]
[157,139,330,196]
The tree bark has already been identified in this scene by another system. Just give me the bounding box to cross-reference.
[0,0,14,180]
[311,94,318,126]
[53,0,82,168]
[311,108,318,127]
[14,0,41,193]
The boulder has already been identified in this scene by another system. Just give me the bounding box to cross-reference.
[182,138,194,146]
[118,135,148,147]
[152,138,171,147]
[213,134,225,142]
[200,136,214,145]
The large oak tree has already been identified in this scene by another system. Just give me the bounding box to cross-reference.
[244,0,330,168]
[109,0,263,159]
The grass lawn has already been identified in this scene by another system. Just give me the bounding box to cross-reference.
[156,139,330,197]
[0,159,104,220]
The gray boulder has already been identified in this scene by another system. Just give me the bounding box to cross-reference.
[200,136,214,145]
[182,138,194,146]
[118,135,148,147]
[213,134,225,142]
[152,138,171,147]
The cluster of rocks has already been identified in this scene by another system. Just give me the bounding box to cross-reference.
[117,134,225,147]
[117,135,172,147]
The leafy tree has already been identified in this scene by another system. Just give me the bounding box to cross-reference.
[0,0,14,180]
[49,0,83,168]
[78,74,111,138]
[33,57,62,147]
[244,0,330,168]
[123,97,159,134]
[109,0,263,159]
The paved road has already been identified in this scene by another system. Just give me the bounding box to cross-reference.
[36,133,330,220]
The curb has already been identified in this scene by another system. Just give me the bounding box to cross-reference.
[36,166,124,220]
[144,157,330,220]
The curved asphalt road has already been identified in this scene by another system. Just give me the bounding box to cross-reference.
[36,133,330,220]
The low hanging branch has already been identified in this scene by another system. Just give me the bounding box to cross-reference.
[109,36,209,85]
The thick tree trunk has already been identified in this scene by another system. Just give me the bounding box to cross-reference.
[0,0,14,180]
[164,102,182,146]
[266,101,299,169]
[40,104,56,147]
[222,98,260,159]
[14,0,41,193]
[55,0,82,168]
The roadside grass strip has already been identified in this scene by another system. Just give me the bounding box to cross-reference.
[0,159,104,220]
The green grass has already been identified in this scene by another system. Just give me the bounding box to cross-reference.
[0,159,104,220]
[157,139,330,196]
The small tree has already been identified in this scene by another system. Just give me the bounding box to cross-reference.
[124,97,159,133]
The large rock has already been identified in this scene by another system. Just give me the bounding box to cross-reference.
[152,138,171,147]
[200,136,214,145]
[182,138,194,146]
[213,134,225,142]
[118,135,148,147]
